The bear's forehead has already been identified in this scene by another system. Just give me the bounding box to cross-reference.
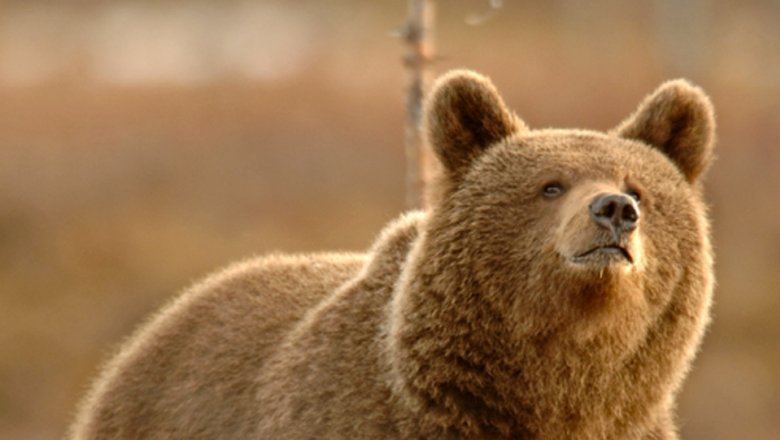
[496,130,682,183]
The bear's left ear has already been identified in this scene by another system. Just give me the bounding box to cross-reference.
[614,79,715,183]
[425,70,525,178]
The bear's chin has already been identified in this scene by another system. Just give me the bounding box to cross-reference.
[553,252,646,324]
[562,252,637,281]
[563,236,645,279]
[557,229,644,273]
[571,245,633,265]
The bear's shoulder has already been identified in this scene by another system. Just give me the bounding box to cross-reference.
[70,251,367,439]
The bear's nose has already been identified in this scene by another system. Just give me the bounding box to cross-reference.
[589,193,639,237]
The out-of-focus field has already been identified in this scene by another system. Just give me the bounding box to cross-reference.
[1,1,778,438]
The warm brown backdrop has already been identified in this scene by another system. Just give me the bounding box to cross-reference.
[1,1,778,438]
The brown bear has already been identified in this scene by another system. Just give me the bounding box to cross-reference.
[70,70,715,439]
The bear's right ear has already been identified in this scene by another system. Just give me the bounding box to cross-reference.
[425,70,524,178]
[614,79,716,183]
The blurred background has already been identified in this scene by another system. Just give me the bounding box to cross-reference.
[0,0,777,438]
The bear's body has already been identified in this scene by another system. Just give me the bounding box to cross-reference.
[71,71,715,439]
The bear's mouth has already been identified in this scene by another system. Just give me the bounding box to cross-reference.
[573,245,633,264]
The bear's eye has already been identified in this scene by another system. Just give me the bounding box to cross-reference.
[626,189,641,204]
[542,182,565,198]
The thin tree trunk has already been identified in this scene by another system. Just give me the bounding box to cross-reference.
[402,0,435,210]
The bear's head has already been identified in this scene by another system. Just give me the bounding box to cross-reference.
[396,70,714,361]
[390,70,715,436]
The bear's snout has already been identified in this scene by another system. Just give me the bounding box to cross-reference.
[589,193,639,240]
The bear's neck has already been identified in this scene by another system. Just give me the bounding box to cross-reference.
[387,234,671,438]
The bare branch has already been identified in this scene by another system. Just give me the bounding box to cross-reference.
[400,0,435,210]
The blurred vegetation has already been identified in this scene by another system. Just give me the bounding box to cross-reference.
[0,1,778,439]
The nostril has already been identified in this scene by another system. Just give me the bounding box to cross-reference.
[622,203,639,224]
[620,203,639,232]
[590,197,614,220]
[601,202,616,220]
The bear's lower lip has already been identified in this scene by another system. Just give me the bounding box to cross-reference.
[573,245,633,264]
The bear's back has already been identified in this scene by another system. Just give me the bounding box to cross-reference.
[70,253,366,439]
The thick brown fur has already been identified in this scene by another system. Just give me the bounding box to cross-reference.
[70,70,715,439]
